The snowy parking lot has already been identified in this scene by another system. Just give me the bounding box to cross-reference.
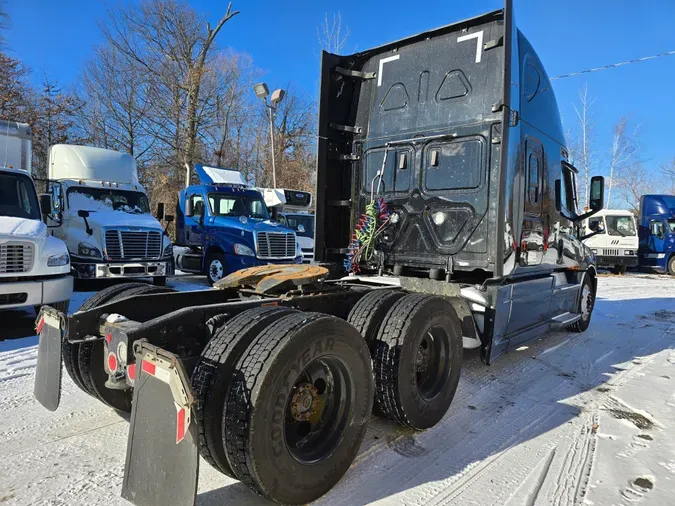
[0,274,674,506]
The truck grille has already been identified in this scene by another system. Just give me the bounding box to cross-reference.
[0,242,33,273]
[256,232,296,259]
[601,248,620,256]
[105,230,162,260]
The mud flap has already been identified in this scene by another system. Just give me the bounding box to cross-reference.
[122,341,198,506]
[33,309,64,411]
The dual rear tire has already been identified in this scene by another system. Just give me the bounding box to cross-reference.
[191,292,462,504]
[62,282,176,413]
[191,308,373,504]
[349,291,463,429]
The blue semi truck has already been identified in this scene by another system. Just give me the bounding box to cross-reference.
[174,165,302,284]
[638,194,675,275]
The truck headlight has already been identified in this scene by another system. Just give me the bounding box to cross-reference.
[233,243,255,257]
[78,242,102,258]
[624,250,634,255]
[163,244,173,257]
[591,249,597,254]
[48,252,70,267]
[296,242,303,256]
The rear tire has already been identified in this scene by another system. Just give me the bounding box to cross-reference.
[347,289,405,349]
[62,282,150,397]
[668,256,675,276]
[372,294,463,430]
[191,306,297,477]
[77,283,175,412]
[206,252,227,286]
[224,313,373,504]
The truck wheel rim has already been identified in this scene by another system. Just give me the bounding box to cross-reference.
[284,357,352,464]
[581,285,593,320]
[209,260,224,281]
[416,326,451,401]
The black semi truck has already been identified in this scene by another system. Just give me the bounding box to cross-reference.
[33,2,605,505]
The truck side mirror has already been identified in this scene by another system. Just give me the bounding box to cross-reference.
[185,199,194,217]
[297,224,305,233]
[40,193,53,215]
[78,210,90,218]
[156,202,165,221]
[589,176,604,211]
[165,215,174,224]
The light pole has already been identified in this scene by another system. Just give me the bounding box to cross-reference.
[253,82,285,188]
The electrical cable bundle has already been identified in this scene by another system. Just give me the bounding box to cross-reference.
[344,197,390,274]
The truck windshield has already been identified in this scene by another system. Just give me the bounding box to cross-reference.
[280,214,314,238]
[0,172,41,220]
[68,187,150,214]
[208,193,269,220]
[605,215,636,236]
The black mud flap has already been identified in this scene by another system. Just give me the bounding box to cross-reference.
[33,309,64,411]
[122,341,198,506]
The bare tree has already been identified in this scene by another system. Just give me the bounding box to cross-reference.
[317,12,350,53]
[660,157,675,195]
[0,53,30,121]
[613,161,658,215]
[606,117,640,208]
[572,84,596,209]
[79,46,154,167]
[99,0,239,191]
[30,76,83,179]
[0,1,9,49]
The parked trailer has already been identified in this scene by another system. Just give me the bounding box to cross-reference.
[33,2,606,505]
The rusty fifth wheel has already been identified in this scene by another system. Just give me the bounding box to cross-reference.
[223,312,373,505]
[372,294,463,430]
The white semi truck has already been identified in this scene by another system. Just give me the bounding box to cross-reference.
[583,209,638,273]
[42,145,173,285]
[0,121,72,316]
[262,188,314,263]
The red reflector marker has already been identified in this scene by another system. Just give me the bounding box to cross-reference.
[108,353,118,372]
[127,363,136,381]
[36,317,44,334]
[176,407,186,444]
[105,333,112,343]
[141,359,156,377]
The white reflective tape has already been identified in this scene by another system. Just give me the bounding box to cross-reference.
[457,31,484,63]
[377,54,400,87]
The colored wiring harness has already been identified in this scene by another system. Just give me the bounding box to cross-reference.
[344,197,390,274]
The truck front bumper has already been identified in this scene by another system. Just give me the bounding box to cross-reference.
[595,255,638,268]
[72,258,174,279]
[0,275,73,310]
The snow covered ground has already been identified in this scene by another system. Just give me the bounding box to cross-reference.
[0,274,674,505]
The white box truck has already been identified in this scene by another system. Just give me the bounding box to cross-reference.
[583,209,638,273]
[0,120,72,315]
[42,145,173,285]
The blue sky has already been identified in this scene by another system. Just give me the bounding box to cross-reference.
[5,0,675,197]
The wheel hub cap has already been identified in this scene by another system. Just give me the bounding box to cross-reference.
[210,260,223,280]
[290,383,320,421]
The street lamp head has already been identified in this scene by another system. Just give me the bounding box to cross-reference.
[253,82,269,99]
[271,88,286,106]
